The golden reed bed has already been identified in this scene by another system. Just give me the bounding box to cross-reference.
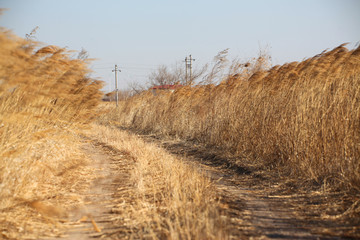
[110,44,360,192]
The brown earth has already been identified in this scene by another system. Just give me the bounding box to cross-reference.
[57,139,139,239]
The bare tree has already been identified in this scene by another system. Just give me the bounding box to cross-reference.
[148,62,206,87]
[148,65,177,86]
[128,81,146,95]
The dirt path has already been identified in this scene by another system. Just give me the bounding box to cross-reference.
[60,139,136,239]
[59,131,359,239]
[136,133,359,239]
[191,162,337,239]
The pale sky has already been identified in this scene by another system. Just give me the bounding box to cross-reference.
[0,0,359,92]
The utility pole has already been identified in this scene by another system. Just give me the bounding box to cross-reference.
[185,56,188,84]
[184,55,195,85]
[112,64,121,107]
[188,54,195,83]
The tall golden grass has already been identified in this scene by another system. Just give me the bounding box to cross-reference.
[0,25,227,239]
[108,44,360,191]
[0,27,103,238]
[88,124,228,239]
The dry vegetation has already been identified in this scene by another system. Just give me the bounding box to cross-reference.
[106,44,360,193]
[0,26,229,239]
[86,124,228,239]
[2,14,360,238]
[0,27,103,238]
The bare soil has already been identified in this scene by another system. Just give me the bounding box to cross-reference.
[59,138,139,239]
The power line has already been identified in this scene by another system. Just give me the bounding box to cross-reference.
[92,62,159,67]
[92,67,113,70]
[92,66,156,71]
[121,66,156,70]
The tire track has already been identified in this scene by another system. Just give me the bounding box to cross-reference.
[60,139,137,239]
[58,130,359,239]
[136,133,356,239]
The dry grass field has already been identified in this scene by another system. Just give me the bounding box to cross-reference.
[1,21,360,239]
[106,44,360,193]
[0,27,229,239]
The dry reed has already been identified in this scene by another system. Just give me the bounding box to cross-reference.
[87,124,228,239]
[106,44,360,192]
[0,27,103,239]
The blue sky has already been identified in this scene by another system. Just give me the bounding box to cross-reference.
[0,0,359,92]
